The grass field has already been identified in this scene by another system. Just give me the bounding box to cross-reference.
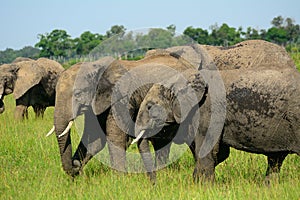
[1,54,300,200]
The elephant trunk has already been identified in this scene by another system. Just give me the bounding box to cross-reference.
[54,114,76,176]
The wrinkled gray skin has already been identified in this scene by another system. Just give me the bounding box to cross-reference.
[0,58,64,119]
[134,39,298,182]
[135,66,300,183]
[53,57,117,176]
[54,54,198,178]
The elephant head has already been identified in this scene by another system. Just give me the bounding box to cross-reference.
[134,69,207,142]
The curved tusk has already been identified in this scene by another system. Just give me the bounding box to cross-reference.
[46,126,55,137]
[58,121,74,138]
[131,130,146,145]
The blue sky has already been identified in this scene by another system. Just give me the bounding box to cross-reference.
[1,0,299,50]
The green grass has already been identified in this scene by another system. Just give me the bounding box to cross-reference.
[291,52,300,71]
[1,59,300,199]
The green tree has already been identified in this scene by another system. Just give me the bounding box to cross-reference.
[74,31,104,55]
[35,29,74,58]
[183,26,210,44]
[0,46,40,64]
[106,25,126,38]
[271,16,284,28]
[18,46,40,58]
[265,27,288,45]
[0,48,17,64]
[210,23,242,46]
[166,24,176,36]
[245,27,261,40]
[284,17,300,43]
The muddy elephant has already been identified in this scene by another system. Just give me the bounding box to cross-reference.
[134,60,300,183]
[0,58,64,119]
[47,52,199,177]
[132,39,296,178]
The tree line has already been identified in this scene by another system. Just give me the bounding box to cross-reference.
[1,16,299,64]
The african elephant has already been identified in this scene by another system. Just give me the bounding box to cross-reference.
[47,51,202,178]
[0,58,64,119]
[134,60,300,183]
[132,39,296,178]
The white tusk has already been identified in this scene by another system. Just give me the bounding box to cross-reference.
[58,121,74,138]
[131,130,146,145]
[46,126,55,137]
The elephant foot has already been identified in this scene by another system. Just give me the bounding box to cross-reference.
[67,160,82,177]
[193,166,215,184]
[147,171,156,185]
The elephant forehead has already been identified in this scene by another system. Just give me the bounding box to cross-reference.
[146,84,172,102]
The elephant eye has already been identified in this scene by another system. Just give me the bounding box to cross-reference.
[146,102,154,111]
[74,91,81,98]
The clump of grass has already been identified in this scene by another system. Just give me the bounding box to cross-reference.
[0,91,299,199]
[290,52,300,71]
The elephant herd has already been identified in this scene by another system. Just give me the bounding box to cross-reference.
[1,40,299,184]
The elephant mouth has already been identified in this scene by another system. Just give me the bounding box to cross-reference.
[74,104,90,116]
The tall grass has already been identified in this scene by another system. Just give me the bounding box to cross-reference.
[291,52,300,71]
[1,56,300,199]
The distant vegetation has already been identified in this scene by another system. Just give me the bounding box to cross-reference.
[0,16,299,65]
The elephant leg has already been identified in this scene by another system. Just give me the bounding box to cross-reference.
[188,141,196,162]
[264,152,288,184]
[152,138,171,168]
[73,110,107,174]
[106,111,127,172]
[14,104,28,120]
[33,105,46,118]
[138,139,156,184]
[193,134,216,183]
[193,153,216,183]
[72,137,106,174]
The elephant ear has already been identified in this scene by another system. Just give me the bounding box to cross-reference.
[13,61,45,99]
[36,58,64,97]
[91,58,126,115]
[171,69,207,123]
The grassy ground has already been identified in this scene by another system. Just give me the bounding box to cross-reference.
[291,52,300,70]
[1,54,300,199]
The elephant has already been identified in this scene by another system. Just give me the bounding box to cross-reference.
[0,58,64,119]
[132,39,296,175]
[134,58,300,183]
[48,39,297,181]
[47,52,200,178]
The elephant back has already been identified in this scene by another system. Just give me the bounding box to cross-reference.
[12,57,34,63]
[145,45,205,70]
[202,40,296,70]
